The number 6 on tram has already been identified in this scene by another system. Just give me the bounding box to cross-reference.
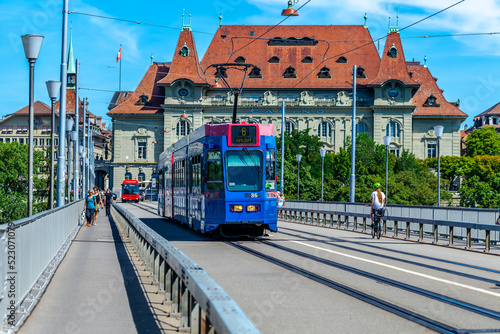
[157,123,278,237]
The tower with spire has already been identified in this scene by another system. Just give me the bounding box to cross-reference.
[67,29,76,89]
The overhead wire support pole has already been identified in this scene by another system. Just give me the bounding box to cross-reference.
[57,0,69,207]
[349,65,357,203]
[281,101,285,194]
[82,97,86,197]
[74,59,79,201]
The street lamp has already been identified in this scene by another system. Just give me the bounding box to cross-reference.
[79,146,84,199]
[46,80,61,210]
[383,136,391,204]
[320,149,326,201]
[434,125,444,206]
[296,154,302,200]
[22,34,44,217]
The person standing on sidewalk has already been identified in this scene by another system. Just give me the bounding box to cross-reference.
[104,189,113,216]
[85,190,97,227]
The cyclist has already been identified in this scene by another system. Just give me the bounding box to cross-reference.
[371,183,386,226]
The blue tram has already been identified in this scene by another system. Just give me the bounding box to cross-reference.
[157,123,278,237]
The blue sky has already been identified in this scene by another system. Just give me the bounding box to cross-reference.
[2,0,500,129]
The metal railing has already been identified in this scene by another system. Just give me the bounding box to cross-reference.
[281,201,500,252]
[112,204,259,334]
[0,200,84,332]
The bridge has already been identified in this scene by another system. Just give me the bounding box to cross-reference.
[1,200,500,333]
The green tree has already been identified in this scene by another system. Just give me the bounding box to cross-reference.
[0,142,46,223]
[464,126,500,157]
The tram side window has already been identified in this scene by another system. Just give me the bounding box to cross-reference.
[158,169,163,190]
[265,149,276,191]
[206,150,223,191]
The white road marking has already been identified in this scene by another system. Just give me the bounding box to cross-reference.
[291,240,500,298]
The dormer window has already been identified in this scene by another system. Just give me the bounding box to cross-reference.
[235,56,246,63]
[249,66,262,78]
[317,66,331,78]
[302,56,313,63]
[180,43,189,57]
[269,56,280,63]
[423,95,440,107]
[388,44,398,58]
[356,66,366,78]
[283,66,297,78]
[215,67,228,78]
[336,56,348,63]
[136,93,149,106]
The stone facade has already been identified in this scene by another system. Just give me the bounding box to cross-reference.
[107,23,467,191]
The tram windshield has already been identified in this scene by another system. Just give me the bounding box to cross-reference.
[225,150,263,191]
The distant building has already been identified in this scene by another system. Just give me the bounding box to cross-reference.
[461,102,500,155]
[107,19,467,191]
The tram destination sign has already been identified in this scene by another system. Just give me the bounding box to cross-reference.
[230,125,257,145]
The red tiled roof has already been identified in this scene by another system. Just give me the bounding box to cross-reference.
[158,30,206,85]
[13,101,53,115]
[408,65,467,117]
[476,102,500,118]
[199,25,380,89]
[368,32,418,87]
[108,62,170,115]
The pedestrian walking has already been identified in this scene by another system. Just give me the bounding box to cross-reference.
[85,190,97,227]
[93,187,103,225]
[277,191,285,218]
[104,189,113,216]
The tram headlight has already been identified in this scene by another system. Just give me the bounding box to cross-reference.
[246,205,260,212]
[230,205,243,212]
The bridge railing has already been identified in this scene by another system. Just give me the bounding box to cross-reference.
[281,201,500,252]
[0,200,84,332]
[112,204,259,334]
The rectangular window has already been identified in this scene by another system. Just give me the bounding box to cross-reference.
[206,150,223,190]
[389,149,400,158]
[138,141,147,159]
[12,138,17,142]
[427,144,437,159]
[19,138,24,144]
[6,138,10,143]
[40,138,44,146]
[17,126,23,133]
[0,138,3,142]
[33,138,37,146]
[265,149,276,191]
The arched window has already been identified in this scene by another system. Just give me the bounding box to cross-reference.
[283,66,297,78]
[336,56,348,63]
[249,66,262,78]
[356,122,369,135]
[176,120,191,136]
[234,56,246,63]
[268,56,280,63]
[138,172,146,188]
[285,121,296,134]
[302,56,313,63]
[125,172,132,180]
[386,122,401,138]
[317,122,332,138]
[356,66,366,78]
[317,66,331,78]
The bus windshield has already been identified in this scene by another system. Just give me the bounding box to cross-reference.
[225,150,263,191]
[122,184,140,195]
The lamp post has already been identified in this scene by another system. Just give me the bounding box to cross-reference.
[320,149,326,201]
[281,100,285,194]
[296,154,302,200]
[383,136,391,204]
[46,80,61,209]
[434,125,444,206]
[79,146,84,199]
[66,117,74,203]
[21,34,44,217]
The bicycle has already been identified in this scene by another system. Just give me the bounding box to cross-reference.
[372,208,384,239]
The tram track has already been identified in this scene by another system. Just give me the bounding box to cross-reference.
[228,240,500,333]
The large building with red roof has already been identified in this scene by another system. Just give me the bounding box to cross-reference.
[107,21,467,190]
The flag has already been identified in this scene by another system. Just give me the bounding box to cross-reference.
[116,47,121,62]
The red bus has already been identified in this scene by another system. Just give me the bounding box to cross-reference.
[122,179,140,203]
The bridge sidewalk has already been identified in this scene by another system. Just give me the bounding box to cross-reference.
[18,208,168,334]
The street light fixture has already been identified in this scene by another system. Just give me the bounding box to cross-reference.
[46,80,61,210]
[22,34,44,217]
[320,149,326,201]
[383,136,391,204]
[296,154,302,200]
[434,125,444,206]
